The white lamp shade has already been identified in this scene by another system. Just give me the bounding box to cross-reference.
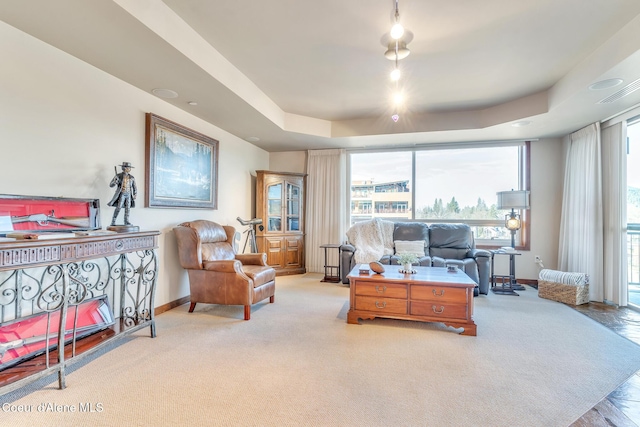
[497,190,530,210]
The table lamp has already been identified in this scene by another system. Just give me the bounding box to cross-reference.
[496,190,530,248]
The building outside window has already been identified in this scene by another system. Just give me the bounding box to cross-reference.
[350,178,411,222]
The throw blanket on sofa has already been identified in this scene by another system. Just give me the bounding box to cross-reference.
[379,220,395,256]
[346,218,394,263]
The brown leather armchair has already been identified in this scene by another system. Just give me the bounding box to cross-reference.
[173,220,276,320]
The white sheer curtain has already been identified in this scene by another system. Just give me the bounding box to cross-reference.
[602,122,628,305]
[558,123,604,302]
[305,149,347,273]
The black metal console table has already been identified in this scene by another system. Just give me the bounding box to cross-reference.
[0,230,160,395]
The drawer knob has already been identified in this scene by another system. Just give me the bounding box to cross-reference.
[375,301,387,309]
[432,289,445,297]
[432,305,445,314]
[375,285,387,294]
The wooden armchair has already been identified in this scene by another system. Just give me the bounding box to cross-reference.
[173,220,275,320]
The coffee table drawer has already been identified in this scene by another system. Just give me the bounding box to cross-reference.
[355,282,407,298]
[355,296,407,315]
[411,285,467,304]
[410,301,469,320]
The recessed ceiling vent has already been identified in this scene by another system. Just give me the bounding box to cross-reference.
[598,78,640,104]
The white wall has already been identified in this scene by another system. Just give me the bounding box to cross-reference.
[269,151,307,174]
[518,138,563,278]
[0,21,269,307]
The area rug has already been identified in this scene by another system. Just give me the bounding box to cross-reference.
[2,273,640,427]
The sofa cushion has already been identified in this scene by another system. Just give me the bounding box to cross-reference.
[180,220,228,243]
[178,220,236,263]
[393,222,429,244]
[202,242,236,261]
[394,240,426,257]
[242,265,277,287]
[429,223,473,260]
[429,223,472,247]
[430,247,469,259]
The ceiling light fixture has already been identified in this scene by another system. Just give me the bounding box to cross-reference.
[390,25,404,40]
[390,0,404,39]
[588,78,623,91]
[390,50,401,81]
[511,121,531,127]
[151,88,178,99]
[384,41,410,60]
[383,0,411,122]
[390,67,401,81]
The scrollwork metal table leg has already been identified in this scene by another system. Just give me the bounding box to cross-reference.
[57,265,69,390]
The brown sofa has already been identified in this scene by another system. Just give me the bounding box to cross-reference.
[173,220,276,320]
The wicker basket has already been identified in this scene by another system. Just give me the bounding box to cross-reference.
[538,269,589,305]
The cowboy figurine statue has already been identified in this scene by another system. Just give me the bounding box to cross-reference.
[108,161,137,228]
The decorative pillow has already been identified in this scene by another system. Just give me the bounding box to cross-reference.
[394,240,426,257]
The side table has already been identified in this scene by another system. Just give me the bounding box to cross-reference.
[490,250,525,295]
[319,243,341,283]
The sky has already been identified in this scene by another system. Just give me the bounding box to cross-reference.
[350,146,519,210]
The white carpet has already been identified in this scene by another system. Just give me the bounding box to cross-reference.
[2,273,640,427]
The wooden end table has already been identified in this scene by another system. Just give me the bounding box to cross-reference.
[347,265,477,336]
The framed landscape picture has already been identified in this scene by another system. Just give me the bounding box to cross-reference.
[145,113,218,209]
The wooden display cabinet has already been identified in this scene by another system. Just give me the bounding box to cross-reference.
[255,171,306,275]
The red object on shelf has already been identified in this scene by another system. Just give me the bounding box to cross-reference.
[0,194,100,234]
[0,296,114,370]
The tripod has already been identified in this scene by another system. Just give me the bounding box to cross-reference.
[236,217,262,253]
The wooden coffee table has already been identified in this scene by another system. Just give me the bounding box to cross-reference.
[347,265,477,336]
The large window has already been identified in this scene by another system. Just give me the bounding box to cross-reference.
[627,119,640,307]
[348,142,530,248]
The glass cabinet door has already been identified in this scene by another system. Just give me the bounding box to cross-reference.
[286,182,300,232]
[267,183,282,232]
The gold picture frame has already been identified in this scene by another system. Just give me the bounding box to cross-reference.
[145,113,218,209]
